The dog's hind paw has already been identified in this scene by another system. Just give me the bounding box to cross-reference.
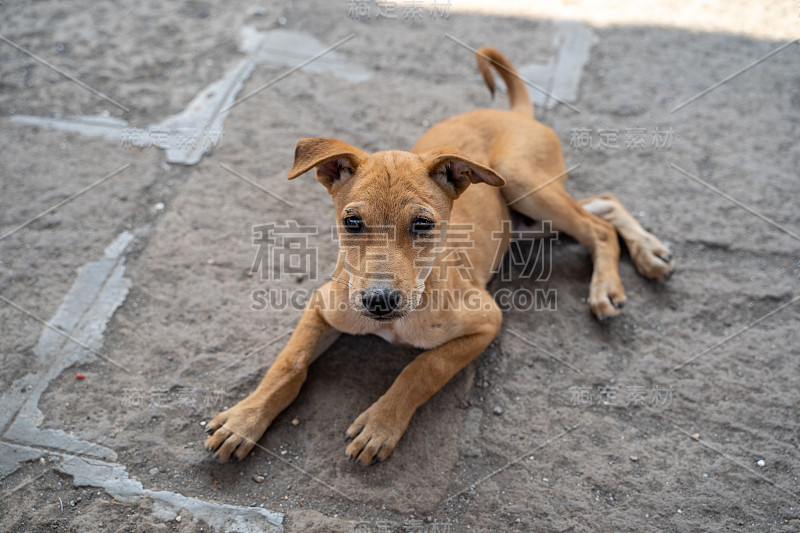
[629,232,675,281]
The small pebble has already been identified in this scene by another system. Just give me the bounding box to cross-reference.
[629,455,639,462]
[247,6,268,16]
[291,418,300,426]
[176,516,181,523]
[148,467,158,475]
[691,433,700,441]
[492,406,503,415]
[757,459,765,467]
[253,475,265,483]
[200,421,206,427]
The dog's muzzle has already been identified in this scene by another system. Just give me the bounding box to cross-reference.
[361,286,405,320]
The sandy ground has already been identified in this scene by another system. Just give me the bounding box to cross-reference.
[1,1,799,531]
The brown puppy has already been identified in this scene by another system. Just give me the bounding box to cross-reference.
[204,47,674,465]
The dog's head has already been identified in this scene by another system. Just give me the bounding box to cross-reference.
[287,137,505,322]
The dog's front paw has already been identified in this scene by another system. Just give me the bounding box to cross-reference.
[345,402,410,465]
[589,274,626,320]
[203,400,269,462]
[629,232,674,280]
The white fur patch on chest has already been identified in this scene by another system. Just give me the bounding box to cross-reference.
[371,327,399,345]
[369,321,449,350]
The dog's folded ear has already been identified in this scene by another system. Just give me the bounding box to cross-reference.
[424,147,506,198]
[287,137,367,191]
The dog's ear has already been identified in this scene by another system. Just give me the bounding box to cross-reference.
[424,147,506,199]
[287,137,367,191]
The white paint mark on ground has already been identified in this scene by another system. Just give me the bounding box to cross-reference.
[57,455,284,532]
[0,231,134,455]
[511,21,598,109]
[0,231,284,531]
[10,28,370,165]
[0,442,44,479]
[239,27,371,81]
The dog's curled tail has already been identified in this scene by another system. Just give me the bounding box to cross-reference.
[476,46,533,117]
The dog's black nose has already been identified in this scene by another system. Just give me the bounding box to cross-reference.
[362,287,401,317]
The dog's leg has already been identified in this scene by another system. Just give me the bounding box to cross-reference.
[501,161,625,318]
[204,283,340,462]
[580,194,674,280]
[345,290,502,465]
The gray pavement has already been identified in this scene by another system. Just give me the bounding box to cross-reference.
[1,1,799,532]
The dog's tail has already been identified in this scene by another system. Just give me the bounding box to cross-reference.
[476,46,533,117]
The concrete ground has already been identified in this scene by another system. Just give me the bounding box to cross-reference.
[1,1,799,531]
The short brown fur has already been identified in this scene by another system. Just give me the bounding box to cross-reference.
[204,47,674,465]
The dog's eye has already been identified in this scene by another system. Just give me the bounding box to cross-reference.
[411,218,434,235]
[342,216,364,233]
